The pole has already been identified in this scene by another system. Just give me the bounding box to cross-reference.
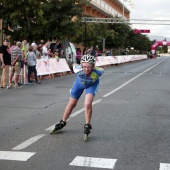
[85,20,87,54]
[103,38,105,53]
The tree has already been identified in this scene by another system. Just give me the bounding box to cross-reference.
[106,21,131,49]
[126,30,151,54]
[42,0,87,41]
[0,0,87,42]
[0,0,47,42]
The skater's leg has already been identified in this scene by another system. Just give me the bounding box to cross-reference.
[84,93,95,124]
[62,97,78,121]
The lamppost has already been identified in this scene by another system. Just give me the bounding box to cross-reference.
[0,19,2,45]
[123,3,125,18]
[84,20,87,54]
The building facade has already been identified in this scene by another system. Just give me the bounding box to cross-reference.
[83,0,130,19]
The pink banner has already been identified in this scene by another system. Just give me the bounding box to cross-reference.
[36,58,71,76]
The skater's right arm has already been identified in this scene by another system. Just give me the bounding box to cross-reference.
[73,63,82,73]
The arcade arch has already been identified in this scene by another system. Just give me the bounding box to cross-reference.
[151,40,170,57]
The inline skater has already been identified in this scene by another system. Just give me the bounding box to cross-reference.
[50,54,104,141]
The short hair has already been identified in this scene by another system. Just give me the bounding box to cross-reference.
[3,38,9,42]
[28,46,34,52]
[16,41,22,47]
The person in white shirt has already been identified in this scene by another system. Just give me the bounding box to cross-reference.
[42,41,49,59]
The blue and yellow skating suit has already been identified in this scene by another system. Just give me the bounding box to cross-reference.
[70,67,104,99]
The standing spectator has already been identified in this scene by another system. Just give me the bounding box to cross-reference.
[37,44,43,57]
[9,41,16,53]
[42,41,49,59]
[21,39,28,84]
[48,48,54,58]
[26,46,41,84]
[90,46,96,57]
[31,43,41,59]
[76,48,81,64]
[53,40,61,52]
[59,44,64,58]
[10,41,22,88]
[21,39,27,59]
[54,50,59,62]
[0,38,11,89]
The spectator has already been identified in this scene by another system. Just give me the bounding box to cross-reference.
[90,46,97,57]
[76,48,81,64]
[37,44,43,57]
[10,41,22,88]
[54,50,59,62]
[0,38,11,89]
[53,40,61,52]
[59,44,64,58]
[26,46,41,84]
[42,41,49,59]
[21,39,27,59]
[9,41,16,53]
[48,48,54,58]
[21,39,28,84]
[31,43,41,59]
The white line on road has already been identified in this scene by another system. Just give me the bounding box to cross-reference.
[103,59,167,97]
[70,156,117,169]
[160,163,170,170]
[0,151,35,161]
[69,99,102,118]
[12,134,46,150]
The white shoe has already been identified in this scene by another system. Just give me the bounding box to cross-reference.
[6,85,11,89]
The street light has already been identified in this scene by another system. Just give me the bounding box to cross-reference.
[0,19,2,45]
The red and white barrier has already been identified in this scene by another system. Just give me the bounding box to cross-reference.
[35,55,147,75]
[36,58,71,76]
[20,55,147,83]
[95,55,147,66]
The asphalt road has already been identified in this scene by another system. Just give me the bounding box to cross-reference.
[0,56,170,170]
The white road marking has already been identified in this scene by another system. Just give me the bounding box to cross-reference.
[70,156,117,169]
[92,99,102,105]
[160,163,170,170]
[103,59,167,97]
[46,124,56,131]
[0,151,35,161]
[12,134,46,150]
[45,99,102,131]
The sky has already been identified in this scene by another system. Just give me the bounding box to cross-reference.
[121,0,170,39]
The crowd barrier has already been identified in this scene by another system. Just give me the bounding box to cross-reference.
[36,58,71,76]
[18,55,147,84]
[35,55,147,77]
[95,55,147,67]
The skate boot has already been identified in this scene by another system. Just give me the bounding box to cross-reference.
[50,120,66,134]
[84,124,92,142]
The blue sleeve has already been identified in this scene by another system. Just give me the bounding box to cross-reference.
[93,67,104,77]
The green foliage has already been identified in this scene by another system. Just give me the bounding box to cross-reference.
[42,0,86,40]
[0,0,86,42]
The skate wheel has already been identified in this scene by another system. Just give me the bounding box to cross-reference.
[50,129,55,134]
[50,128,57,134]
[84,134,88,142]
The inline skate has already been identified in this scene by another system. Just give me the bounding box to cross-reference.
[84,124,92,142]
[50,120,66,134]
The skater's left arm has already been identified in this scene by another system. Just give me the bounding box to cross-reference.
[93,67,104,77]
